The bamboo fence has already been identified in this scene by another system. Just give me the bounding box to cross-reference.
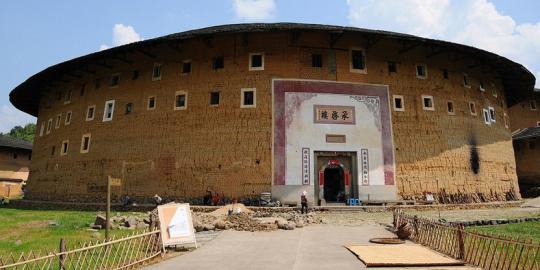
[394,210,539,270]
[0,229,162,270]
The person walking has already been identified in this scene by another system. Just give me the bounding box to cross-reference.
[301,190,308,214]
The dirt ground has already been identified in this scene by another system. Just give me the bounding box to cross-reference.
[320,207,540,226]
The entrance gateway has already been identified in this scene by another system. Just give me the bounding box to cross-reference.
[271,79,397,205]
[316,152,357,205]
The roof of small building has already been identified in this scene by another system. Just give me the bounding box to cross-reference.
[9,23,537,116]
[0,136,33,151]
[513,126,540,140]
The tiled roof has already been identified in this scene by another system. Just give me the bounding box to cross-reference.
[0,136,32,150]
[9,23,536,116]
[513,126,540,140]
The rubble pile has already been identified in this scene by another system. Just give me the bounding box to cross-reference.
[89,203,326,233]
[191,203,326,232]
[90,213,151,230]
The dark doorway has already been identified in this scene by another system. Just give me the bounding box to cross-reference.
[324,166,345,202]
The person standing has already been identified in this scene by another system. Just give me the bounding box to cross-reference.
[301,190,308,214]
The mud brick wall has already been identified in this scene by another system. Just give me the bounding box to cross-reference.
[25,31,519,202]
[0,149,30,180]
[508,94,540,130]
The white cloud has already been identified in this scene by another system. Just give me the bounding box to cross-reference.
[98,24,142,50]
[347,0,540,87]
[0,104,35,133]
[347,0,450,37]
[112,24,142,46]
[233,0,275,22]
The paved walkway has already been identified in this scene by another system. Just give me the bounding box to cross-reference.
[143,224,463,270]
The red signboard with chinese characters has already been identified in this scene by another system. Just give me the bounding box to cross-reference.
[313,105,356,125]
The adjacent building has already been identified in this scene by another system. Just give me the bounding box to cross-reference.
[509,90,540,196]
[0,136,32,198]
[9,23,536,204]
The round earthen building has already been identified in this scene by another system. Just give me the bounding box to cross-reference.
[10,23,536,205]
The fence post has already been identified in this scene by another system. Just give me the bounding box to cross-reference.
[59,238,66,270]
[456,224,465,260]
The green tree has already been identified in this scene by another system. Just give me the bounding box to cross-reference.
[0,123,36,142]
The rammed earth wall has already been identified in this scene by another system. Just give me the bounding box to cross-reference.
[22,30,519,203]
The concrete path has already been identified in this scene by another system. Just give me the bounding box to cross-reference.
[143,224,458,270]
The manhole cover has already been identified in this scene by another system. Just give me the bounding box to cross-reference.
[369,238,405,244]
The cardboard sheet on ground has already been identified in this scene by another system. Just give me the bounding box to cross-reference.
[157,203,197,248]
[345,245,464,267]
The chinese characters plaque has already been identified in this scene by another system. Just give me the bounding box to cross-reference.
[361,149,369,185]
[313,105,355,124]
[301,148,310,185]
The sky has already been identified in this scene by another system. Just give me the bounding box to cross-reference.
[1,0,539,133]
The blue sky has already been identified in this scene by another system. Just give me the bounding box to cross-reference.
[1,0,539,132]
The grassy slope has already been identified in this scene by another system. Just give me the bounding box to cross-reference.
[0,208,144,255]
[469,221,540,243]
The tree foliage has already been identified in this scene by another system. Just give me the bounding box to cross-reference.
[0,123,36,142]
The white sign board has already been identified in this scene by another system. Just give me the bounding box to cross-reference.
[157,203,197,248]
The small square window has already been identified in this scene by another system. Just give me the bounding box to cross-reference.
[65,111,72,125]
[469,102,477,115]
[483,109,491,125]
[388,61,397,73]
[210,92,220,106]
[152,63,162,80]
[132,70,139,80]
[463,74,471,88]
[479,81,485,92]
[213,57,224,70]
[46,119,52,134]
[422,95,434,111]
[125,103,133,114]
[416,64,427,79]
[64,90,72,104]
[393,95,404,111]
[447,101,455,115]
[80,134,91,154]
[51,146,55,156]
[443,69,449,79]
[147,96,156,110]
[110,73,120,87]
[175,91,187,110]
[241,88,256,108]
[55,114,62,129]
[312,54,323,68]
[182,61,192,74]
[80,83,86,96]
[488,106,496,122]
[103,100,115,121]
[86,105,96,121]
[350,48,366,72]
[61,140,69,156]
[94,78,101,89]
[249,53,264,71]
[531,100,537,110]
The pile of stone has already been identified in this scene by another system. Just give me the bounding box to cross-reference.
[90,214,151,230]
[191,203,325,232]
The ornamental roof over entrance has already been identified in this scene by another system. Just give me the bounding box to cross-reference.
[9,23,536,116]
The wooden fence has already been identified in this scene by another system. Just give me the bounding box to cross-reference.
[0,229,162,270]
[394,210,539,270]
